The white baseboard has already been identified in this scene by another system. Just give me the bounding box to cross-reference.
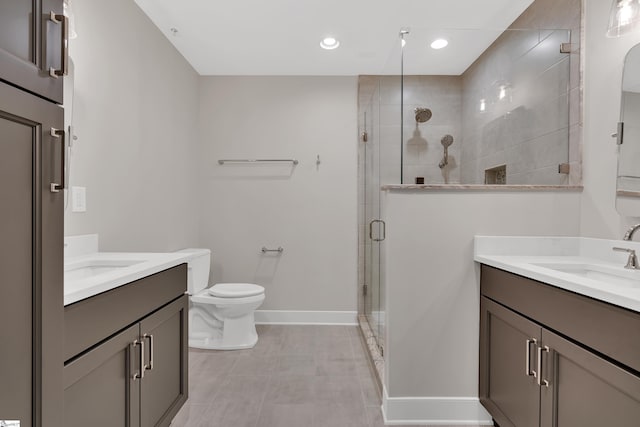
[254,310,358,325]
[382,387,493,425]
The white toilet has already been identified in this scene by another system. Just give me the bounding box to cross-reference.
[178,249,265,350]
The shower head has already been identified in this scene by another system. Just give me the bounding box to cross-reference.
[441,134,454,148]
[414,107,432,123]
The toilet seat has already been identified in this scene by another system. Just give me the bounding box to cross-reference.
[208,283,264,298]
[191,288,265,305]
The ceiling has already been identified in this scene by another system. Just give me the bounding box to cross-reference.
[134,0,534,76]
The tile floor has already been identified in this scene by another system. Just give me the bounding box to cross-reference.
[171,325,486,427]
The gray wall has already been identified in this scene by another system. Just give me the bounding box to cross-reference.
[64,0,201,252]
[63,3,359,314]
[197,77,358,312]
[384,190,581,398]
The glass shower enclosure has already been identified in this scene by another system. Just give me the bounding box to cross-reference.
[358,25,577,361]
[359,43,402,358]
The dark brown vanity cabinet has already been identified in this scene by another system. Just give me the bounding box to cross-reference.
[1,2,66,423]
[0,0,65,103]
[0,80,64,426]
[480,266,640,427]
[63,266,189,427]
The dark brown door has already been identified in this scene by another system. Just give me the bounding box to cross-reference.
[540,328,640,427]
[63,324,141,427]
[0,0,64,103]
[480,297,541,427]
[0,81,63,427]
[140,296,189,427]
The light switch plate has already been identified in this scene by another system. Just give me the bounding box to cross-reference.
[71,186,86,212]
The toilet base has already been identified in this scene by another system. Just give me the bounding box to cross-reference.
[189,334,258,350]
[188,302,261,351]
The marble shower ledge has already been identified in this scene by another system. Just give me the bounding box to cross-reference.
[382,184,584,191]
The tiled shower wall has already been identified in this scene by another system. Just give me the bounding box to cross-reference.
[459,0,582,185]
[401,76,463,184]
[358,0,582,187]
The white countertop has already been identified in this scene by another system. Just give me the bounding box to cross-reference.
[64,251,190,306]
[474,236,640,313]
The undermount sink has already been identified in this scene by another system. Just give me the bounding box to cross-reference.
[64,259,146,282]
[532,262,640,288]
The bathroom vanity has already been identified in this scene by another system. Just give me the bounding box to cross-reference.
[62,238,190,427]
[475,236,640,427]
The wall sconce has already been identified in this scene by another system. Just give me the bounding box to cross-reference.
[607,0,640,37]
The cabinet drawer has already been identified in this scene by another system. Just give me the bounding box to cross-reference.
[64,264,187,362]
[481,265,640,373]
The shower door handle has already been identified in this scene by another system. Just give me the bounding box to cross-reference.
[369,220,386,242]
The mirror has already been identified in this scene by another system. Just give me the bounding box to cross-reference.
[616,43,640,215]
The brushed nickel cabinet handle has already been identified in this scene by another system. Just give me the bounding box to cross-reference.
[537,345,550,387]
[132,339,145,380]
[50,127,65,193]
[144,334,154,371]
[48,11,69,78]
[526,338,537,377]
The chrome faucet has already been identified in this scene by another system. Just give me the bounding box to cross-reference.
[613,247,640,270]
[623,224,640,241]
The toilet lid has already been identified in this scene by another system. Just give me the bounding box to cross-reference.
[208,283,264,298]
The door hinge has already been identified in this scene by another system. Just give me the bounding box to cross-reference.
[363,284,368,296]
[612,122,624,145]
[558,163,570,174]
[560,43,572,54]
[361,131,368,142]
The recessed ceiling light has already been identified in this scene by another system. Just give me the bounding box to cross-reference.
[320,37,340,50]
[430,38,449,50]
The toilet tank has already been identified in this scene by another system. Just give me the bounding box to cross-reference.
[176,248,211,295]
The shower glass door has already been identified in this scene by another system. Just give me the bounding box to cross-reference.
[363,83,383,353]
[361,40,403,356]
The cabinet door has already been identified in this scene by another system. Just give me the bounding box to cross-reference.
[0,81,63,427]
[540,329,640,427]
[480,297,541,427]
[139,296,188,427]
[63,325,141,427]
[0,0,64,103]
